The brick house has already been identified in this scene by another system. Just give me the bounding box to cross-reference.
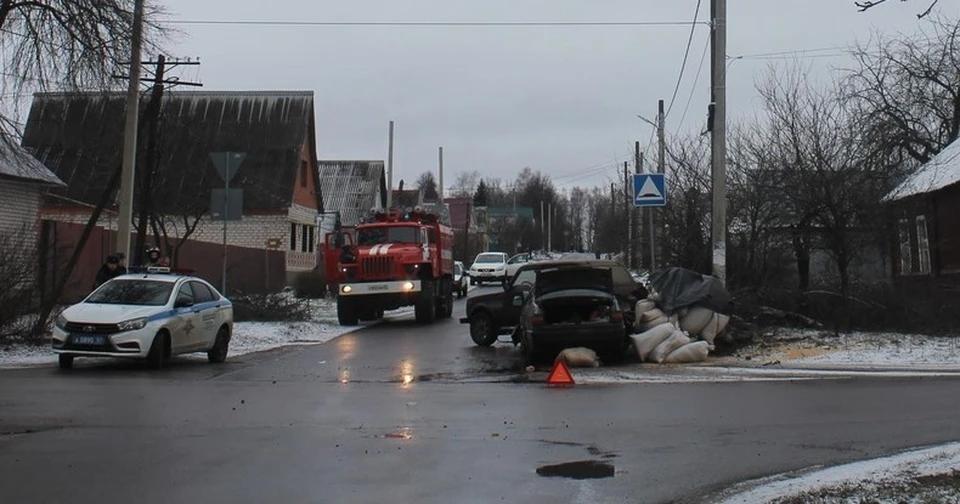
[21,90,321,285]
[884,137,960,289]
[0,138,65,246]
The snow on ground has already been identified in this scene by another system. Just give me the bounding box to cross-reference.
[0,298,415,369]
[717,329,960,371]
[713,441,960,504]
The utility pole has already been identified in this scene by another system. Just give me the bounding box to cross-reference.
[540,200,545,250]
[623,160,630,268]
[711,0,728,283]
[114,54,202,265]
[548,203,553,252]
[656,99,666,270]
[438,146,444,221]
[634,141,644,270]
[115,0,145,265]
[386,121,394,209]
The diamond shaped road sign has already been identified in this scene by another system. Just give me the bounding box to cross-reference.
[633,173,667,207]
[209,152,246,183]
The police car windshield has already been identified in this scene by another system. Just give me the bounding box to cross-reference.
[86,280,174,306]
[357,226,419,245]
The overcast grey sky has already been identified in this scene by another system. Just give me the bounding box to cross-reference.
[160,0,960,193]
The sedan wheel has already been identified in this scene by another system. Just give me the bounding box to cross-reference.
[469,312,498,347]
[207,326,230,364]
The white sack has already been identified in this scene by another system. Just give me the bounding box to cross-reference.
[555,347,600,368]
[699,313,731,346]
[668,313,680,326]
[648,331,692,364]
[640,308,665,322]
[679,306,715,336]
[631,323,676,362]
[633,300,658,332]
[639,315,670,332]
[663,341,710,364]
[677,307,690,318]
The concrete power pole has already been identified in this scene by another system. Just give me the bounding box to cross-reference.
[438,146,444,221]
[115,0,145,263]
[386,121,395,209]
[711,0,728,283]
[623,161,630,268]
[547,203,552,253]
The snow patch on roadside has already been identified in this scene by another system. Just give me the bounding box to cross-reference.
[713,441,960,504]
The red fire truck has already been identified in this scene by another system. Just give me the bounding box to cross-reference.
[332,207,455,325]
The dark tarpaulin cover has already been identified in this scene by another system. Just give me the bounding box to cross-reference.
[647,267,730,314]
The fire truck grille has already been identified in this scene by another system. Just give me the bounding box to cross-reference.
[361,257,394,278]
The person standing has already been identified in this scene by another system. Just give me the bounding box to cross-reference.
[93,255,124,289]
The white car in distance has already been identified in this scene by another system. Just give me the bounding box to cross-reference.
[505,253,533,278]
[468,252,509,285]
[52,269,234,370]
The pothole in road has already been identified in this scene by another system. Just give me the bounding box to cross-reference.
[536,460,616,480]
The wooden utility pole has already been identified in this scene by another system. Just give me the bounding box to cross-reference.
[115,0,145,265]
[623,160,630,267]
[710,0,728,283]
[635,141,645,269]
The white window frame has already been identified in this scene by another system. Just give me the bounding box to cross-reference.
[898,218,912,275]
[916,215,931,275]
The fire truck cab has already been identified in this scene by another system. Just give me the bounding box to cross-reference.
[335,207,455,325]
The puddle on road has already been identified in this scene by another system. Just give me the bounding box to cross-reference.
[536,460,615,480]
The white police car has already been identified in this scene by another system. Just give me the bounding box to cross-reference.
[52,268,234,370]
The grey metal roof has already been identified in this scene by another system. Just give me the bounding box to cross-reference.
[0,135,64,185]
[317,160,384,226]
[21,90,318,212]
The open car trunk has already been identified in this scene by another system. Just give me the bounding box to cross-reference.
[535,267,617,325]
[539,292,618,325]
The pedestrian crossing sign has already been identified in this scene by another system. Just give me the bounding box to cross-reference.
[633,173,667,207]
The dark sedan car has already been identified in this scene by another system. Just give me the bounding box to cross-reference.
[460,259,646,357]
[515,265,626,361]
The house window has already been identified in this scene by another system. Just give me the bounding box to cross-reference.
[917,215,931,275]
[300,161,308,188]
[301,224,309,252]
[307,226,315,253]
[290,223,298,251]
[898,218,912,274]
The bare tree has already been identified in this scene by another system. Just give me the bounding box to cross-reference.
[661,135,711,273]
[0,0,167,134]
[845,14,960,165]
[451,170,481,197]
[855,0,939,19]
[415,171,439,201]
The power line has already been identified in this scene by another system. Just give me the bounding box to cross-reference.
[165,19,708,28]
[665,0,703,119]
[676,35,711,136]
[729,46,846,59]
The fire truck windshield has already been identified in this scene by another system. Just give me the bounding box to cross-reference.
[357,226,420,245]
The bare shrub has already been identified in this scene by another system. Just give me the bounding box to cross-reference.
[0,229,40,344]
[231,292,311,323]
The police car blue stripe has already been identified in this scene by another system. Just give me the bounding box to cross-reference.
[146,300,230,323]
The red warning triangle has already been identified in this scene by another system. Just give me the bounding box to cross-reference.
[546,360,575,386]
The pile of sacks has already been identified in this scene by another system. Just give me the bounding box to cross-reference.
[631,297,731,364]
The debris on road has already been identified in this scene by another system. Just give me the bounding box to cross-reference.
[629,267,733,365]
[555,347,600,368]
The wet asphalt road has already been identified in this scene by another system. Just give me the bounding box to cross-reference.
[2,286,960,504]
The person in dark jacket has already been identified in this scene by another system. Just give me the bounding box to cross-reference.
[93,255,125,289]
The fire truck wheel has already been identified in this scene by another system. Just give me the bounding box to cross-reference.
[337,298,359,326]
[415,281,437,324]
[438,280,454,319]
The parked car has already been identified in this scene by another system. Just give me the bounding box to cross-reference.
[467,252,509,285]
[505,253,533,278]
[515,264,626,362]
[453,261,468,298]
[52,269,234,370]
[460,259,646,355]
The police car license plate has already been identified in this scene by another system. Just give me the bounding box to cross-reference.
[73,335,106,346]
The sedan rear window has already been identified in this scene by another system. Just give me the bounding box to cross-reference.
[86,280,174,306]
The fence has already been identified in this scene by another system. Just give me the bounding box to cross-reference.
[38,220,287,302]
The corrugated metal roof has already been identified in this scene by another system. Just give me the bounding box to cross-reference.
[0,136,64,185]
[886,138,960,201]
[21,90,317,212]
[318,160,384,226]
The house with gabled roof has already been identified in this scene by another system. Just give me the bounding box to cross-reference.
[0,137,65,245]
[884,137,960,288]
[317,160,386,227]
[21,90,321,284]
